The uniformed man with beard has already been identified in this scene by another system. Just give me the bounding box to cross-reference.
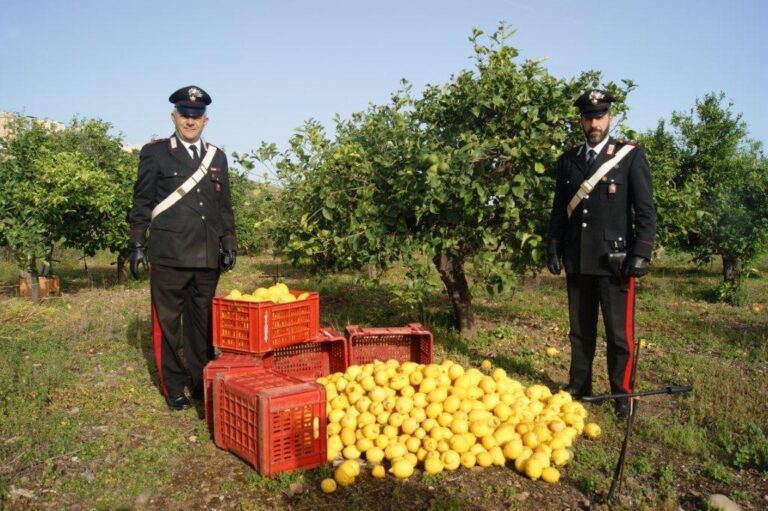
[547,90,656,418]
[128,86,237,411]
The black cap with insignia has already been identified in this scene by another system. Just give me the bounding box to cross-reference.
[169,85,211,118]
[574,89,615,118]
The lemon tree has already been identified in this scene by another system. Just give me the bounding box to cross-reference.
[252,24,632,337]
[0,116,137,296]
[640,92,768,304]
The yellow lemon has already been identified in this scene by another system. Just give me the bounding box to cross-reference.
[340,459,360,477]
[320,478,337,493]
[334,466,354,487]
[476,451,493,467]
[449,434,470,454]
[524,457,543,480]
[541,466,560,483]
[389,459,414,479]
[584,423,601,440]
[522,431,539,449]
[448,363,465,380]
[503,438,524,460]
[419,377,437,394]
[460,451,477,468]
[546,347,559,357]
[423,364,442,379]
[355,437,373,453]
[384,442,407,460]
[443,394,461,414]
[551,448,571,466]
[440,450,461,471]
[481,359,493,370]
[373,369,390,386]
[371,464,386,478]
[409,370,424,386]
[395,396,413,415]
[423,456,444,475]
[366,446,384,464]
[490,446,506,466]
[342,445,361,460]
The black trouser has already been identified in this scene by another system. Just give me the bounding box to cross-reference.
[150,264,219,397]
[565,273,635,396]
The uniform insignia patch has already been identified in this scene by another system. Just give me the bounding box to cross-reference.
[608,183,617,194]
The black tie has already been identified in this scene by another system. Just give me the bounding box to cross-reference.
[190,144,200,164]
[587,149,596,167]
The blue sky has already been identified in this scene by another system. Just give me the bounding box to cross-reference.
[1,0,765,167]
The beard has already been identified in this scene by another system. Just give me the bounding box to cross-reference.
[585,125,609,145]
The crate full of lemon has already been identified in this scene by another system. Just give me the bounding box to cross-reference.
[316,358,602,492]
[224,282,311,304]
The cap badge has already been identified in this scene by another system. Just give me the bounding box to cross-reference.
[188,87,203,102]
[589,90,605,105]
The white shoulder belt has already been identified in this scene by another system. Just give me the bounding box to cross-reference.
[566,144,635,218]
[151,145,218,220]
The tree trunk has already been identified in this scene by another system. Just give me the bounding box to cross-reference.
[722,254,740,285]
[19,267,41,304]
[432,250,476,338]
[117,250,129,285]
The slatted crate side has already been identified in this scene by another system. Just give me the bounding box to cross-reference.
[213,292,320,354]
[211,369,304,454]
[267,329,347,381]
[257,384,327,477]
[345,324,434,366]
[203,356,268,433]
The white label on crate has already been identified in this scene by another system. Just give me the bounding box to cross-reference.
[264,311,269,343]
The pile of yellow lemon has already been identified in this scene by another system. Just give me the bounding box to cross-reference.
[223,282,310,304]
[317,359,602,492]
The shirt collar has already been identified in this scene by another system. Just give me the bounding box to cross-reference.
[583,136,610,158]
[174,133,202,152]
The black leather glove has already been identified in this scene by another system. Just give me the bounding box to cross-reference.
[220,249,236,272]
[625,255,649,277]
[129,242,148,280]
[547,253,562,275]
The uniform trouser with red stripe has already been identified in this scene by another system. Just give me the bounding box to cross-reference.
[565,273,635,396]
[150,264,220,398]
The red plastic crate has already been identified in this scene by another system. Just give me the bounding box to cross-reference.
[202,353,269,433]
[257,384,327,477]
[212,368,301,449]
[213,369,326,476]
[264,328,348,382]
[345,323,433,366]
[212,291,320,354]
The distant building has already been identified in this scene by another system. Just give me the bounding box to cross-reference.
[0,112,65,139]
[0,112,136,152]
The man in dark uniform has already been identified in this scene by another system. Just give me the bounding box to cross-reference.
[547,90,656,418]
[128,86,237,410]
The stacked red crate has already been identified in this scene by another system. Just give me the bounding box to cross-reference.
[212,368,326,476]
[264,328,347,382]
[212,291,320,354]
[344,322,433,366]
[203,289,347,477]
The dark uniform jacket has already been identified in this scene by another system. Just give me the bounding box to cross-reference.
[129,134,236,269]
[547,137,656,276]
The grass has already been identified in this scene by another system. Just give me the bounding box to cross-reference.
[0,248,767,510]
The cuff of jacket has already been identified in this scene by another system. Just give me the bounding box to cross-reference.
[547,239,561,256]
[220,233,237,251]
[129,227,146,247]
[631,239,654,260]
